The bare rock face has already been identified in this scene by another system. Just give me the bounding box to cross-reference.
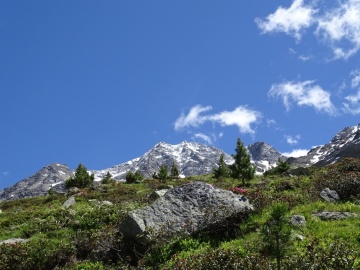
[119,181,253,244]
[0,163,72,201]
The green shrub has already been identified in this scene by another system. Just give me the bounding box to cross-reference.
[314,158,360,200]
[166,249,274,270]
[125,170,143,184]
[0,238,75,270]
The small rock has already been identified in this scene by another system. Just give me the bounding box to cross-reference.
[290,215,306,227]
[101,200,113,206]
[89,199,100,205]
[0,238,29,245]
[63,196,75,208]
[320,188,340,203]
[0,209,2,214]
[150,189,169,200]
[68,187,79,193]
[312,211,358,221]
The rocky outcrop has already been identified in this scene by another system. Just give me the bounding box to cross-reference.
[0,163,73,201]
[119,181,253,244]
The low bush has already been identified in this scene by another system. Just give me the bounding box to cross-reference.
[314,158,360,200]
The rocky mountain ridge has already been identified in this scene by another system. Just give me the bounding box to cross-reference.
[1,123,359,201]
[0,164,72,201]
[288,123,360,167]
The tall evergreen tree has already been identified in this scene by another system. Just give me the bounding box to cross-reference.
[65,163,94,188]
[158,165,168,181]
[213,154,230,179]
[170,161,179,179]
[229,138,255,186]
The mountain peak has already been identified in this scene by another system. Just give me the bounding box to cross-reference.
[0,163,73,201]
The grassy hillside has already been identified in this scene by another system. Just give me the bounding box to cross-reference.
[0,160,360,269]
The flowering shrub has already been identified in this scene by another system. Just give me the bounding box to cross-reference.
[232,187,248,194]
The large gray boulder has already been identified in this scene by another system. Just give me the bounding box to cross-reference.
[119,181,253,243]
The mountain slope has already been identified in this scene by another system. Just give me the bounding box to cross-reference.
[0,163,72,201]
[288,123,360,167]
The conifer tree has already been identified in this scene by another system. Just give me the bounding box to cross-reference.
[125,170,143,184]
[213,154,230,179]
[229,138,255,186]
[65,163,94,188]
[170,161,179,179]
[261,203,291,270]
[158,165,168,181]
[101,172,114,184]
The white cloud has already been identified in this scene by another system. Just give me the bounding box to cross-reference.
[351,69,360,88]
[266,119,277,127]
[174,105,212,131]
[285,134,301,145]
[298,55,311,61]
[174,105,262,134]
[193,133,213,144]
[269,80,337,115]
[282,149,309,157]
[257,0,360,59]
[316,0,360,59]
[209,106,262,134]
[343,90,360,114]
[255,0,317,40]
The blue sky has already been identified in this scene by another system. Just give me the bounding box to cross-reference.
[1,0,360,189]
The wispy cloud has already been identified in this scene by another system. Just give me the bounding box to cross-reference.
[174,105,212,131]
[269,80,337,115]
[282,149,309,157]
[0,172,9,178]
[298,55,311,61]
[256,0,360,60]
[343,90,360,114]
[193,133,213,144]
[285,134,301,145]
[174,105,262,134]
[316,0,360,59]
[255,0,317,41]
[342,69,360,114]
[351,69,360,88]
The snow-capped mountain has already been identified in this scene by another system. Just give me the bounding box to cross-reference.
[2,123,360,202]
[247,142,285,174]
[288,123,360,167]
[0,163,72,202]
[92,141,283,180]
[92,141,234,180]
